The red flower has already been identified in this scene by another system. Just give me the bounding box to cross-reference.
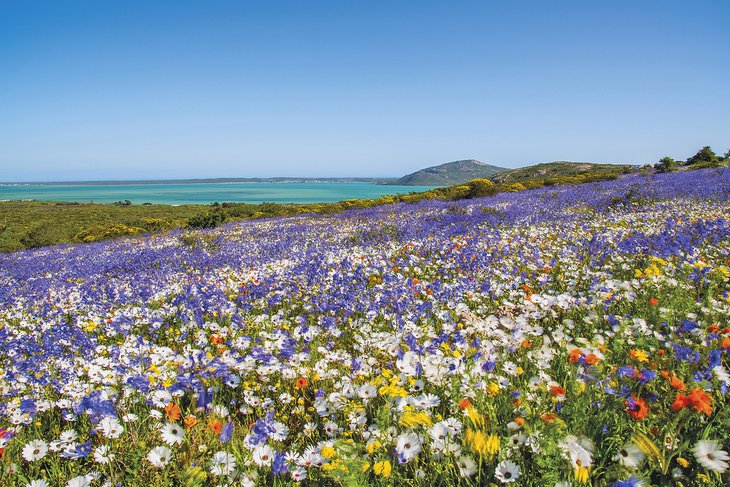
[625,396,649,420]
[649,297,659,306]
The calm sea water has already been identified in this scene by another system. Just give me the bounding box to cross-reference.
[0,182,439,205]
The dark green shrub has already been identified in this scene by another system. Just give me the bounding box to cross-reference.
[20,225,66,249]
[187,209,227,228]
[686,146,718,166]
[654,157,677,173]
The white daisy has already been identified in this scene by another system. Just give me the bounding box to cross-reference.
[209,451,236,476]
[291,467,307,481]
[559,435,594,469]
[457,455,477,477]
[693,440,729,473]
[615,443,645,468]
[98,417,124,439]
[324,421,340,437]
[495,460,521,483]
[93,444,114,464]
[303,421,317,435]
[358,384,378,400]
[252,444,275,467]
[160,422,185,446]
[58,430,78,444]
[65,476,90,487]
[507,434,527,449]
[150,390,173,407]
[212,405,230,418]
[26,480,50,487]
[22,440,48,462]
[146,445,172,468]
[395,432,422,464]
[270,421,289,441]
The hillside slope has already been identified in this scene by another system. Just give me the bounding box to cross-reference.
[491,161,633,183]
[394,159,505,186]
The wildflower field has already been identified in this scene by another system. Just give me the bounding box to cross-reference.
[1,168,729,486]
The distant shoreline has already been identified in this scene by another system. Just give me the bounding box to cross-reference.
[0,177,397,186]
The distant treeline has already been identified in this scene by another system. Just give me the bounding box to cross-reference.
[652,146,730,173]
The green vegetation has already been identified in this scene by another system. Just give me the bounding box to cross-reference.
[392,159,506,186]
[0,166,632,252]
[490,161,635,184]
[655,145,729,173]
[0,202,204,252]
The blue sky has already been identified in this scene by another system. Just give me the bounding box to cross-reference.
[1,1,728,181]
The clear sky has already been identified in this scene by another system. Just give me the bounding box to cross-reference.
[1,0,728,181]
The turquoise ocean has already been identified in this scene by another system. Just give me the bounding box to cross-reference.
[0,181,439,205]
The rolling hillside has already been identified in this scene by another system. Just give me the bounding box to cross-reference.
[491,161,634,184]
[393,159,506,186]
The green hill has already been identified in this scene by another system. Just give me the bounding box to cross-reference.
[491,161,634,184]
[392,159,506,186]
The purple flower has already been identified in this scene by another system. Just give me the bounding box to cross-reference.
[219,421,233,444]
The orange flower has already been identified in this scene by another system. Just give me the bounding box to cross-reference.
[670,388,712,416]
[522,284,533,300]
[687,388,712,416]
[668,374,686,391]
[649,297,659,306]
[549,385,566,397]
[458,398,472,410]
[295,377,309,390]
[625,396,649,420]
[514,417,525,426]
[165,402,182,421]
[584,353,600,365]
[540,413,557,422]
[210,334,224,345]
[208,417,223,435]
[521,340,532,349]
[671,393,689,412]
[569,349,583,364]
[184,415,200,430]
[722,337,730,349]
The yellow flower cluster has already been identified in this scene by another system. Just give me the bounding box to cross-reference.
[399,410,433,428]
